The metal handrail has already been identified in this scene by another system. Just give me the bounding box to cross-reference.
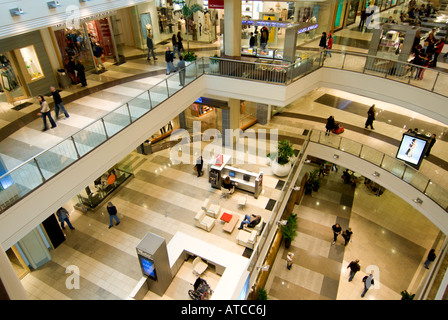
[0,52,447,214]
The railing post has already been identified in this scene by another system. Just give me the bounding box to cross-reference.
[359,144,364,158]
[432,72,440,92]
[33,158,46,183]
[147,90,153,110]
[341,53,347,69]
[125,103,133,123]
[401,165,407,180]
[101,118,109,139]
[166,79,170,97]
[379,153,385,168]
[71,136,81,159]
[424,180,431,194]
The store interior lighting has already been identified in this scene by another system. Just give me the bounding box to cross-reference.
[9,8,25,16]
[47,1,62,8]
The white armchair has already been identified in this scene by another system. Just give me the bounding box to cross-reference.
[192,256,208,276]
[243,217,264,235]
[201,199,221,218]
[236,229,258,249]
[194,210,215,232]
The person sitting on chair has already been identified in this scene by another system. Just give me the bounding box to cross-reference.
[222,176,237,193]
[238,214,261,230]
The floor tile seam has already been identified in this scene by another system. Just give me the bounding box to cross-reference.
[53,242,139,287]
[272,257,326,294]
[23,273,72,300]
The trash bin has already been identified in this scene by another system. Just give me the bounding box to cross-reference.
[56,68,71,89]
[136,140,152,155]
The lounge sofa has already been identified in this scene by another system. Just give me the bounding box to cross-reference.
[194,210,215,232]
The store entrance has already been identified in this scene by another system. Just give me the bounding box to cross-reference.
[6,246,29,280]
[0,53,27,105]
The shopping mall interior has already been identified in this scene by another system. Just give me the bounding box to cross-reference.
[1,0,448,303]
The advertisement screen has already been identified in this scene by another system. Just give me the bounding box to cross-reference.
[396,134,428,169]
[138,255,157,280]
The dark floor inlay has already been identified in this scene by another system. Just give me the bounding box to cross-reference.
[12,102,33,111]
[265,199,277,211]
[275,180,285,190]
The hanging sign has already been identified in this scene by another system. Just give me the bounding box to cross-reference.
[209,0,224,9]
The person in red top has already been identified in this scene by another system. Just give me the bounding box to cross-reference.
[325,33,333,58]
[433,38,444,67]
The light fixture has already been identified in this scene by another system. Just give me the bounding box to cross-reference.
[47,1,62,8]
[413,198,423,204]
[257,265,270,272]
[373,171,380,177]
[9,7,24,16]
[80,0,93,2]
[333,154,339,159]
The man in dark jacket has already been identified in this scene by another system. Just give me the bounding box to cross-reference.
[146,34,157,61]
[165,46,175,75]
[347,259,361,281]
[50,86,69,120]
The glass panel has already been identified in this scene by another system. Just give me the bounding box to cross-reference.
[403,167,429,193]
[185,60,198,80]
[322,51,344,69]
[425,181,448,210]
[319,133,340,149]
[343,54,367,73]
[72,119,107,157]
[0,161,43,211]
[148,81,168,109]
[408,68,438,91]
[128,92,151,121]
[309,130,321,143]
[432,72,448,96]
[339,138,362,156]
[166,74,181,96]
[103,104,131,137]
[380,154,406,178]
[360,145,384,166]
[35,140,78,180]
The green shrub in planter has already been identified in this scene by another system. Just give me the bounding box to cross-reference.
[183,51,197,61]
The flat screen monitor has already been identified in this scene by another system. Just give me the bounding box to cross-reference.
[138,255,157,280]
[229,171,235,178]
[396,133,429,169]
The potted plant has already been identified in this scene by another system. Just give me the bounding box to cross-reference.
[210,54,219,72]
[400,290,415,300]
[257,288,268,300]
[305,169,321,195]
[271,139,295,177]
[183,51,197,62]
[281,213,298,248]
[173,0,202,53]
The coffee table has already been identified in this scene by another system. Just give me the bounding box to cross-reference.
[220,212,239,233]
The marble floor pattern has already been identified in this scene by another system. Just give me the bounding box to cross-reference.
[6,8,448,300]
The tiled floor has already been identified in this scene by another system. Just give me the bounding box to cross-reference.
[6,7,448,300]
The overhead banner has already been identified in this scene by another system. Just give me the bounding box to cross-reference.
[209,0,224,9]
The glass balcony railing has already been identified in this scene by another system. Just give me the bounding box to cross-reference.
[309,129,448,212]
[0,52,447,214]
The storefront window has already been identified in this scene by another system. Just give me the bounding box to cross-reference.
[346,0,359,25]
[19,46,44,81]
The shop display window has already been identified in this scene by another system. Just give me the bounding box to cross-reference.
[19,46,44,81]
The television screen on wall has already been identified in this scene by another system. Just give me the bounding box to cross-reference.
[396,133,429,169]
[138,255,157,281]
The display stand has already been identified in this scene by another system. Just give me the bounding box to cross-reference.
[366,24,419,75]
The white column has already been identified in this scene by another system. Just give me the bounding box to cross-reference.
[0,243,28,300]
[224,0,242,56]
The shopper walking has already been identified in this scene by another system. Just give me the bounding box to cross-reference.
[325,115,335,136]
[319,32,327,53]
[365,104,376,130]
[361,273,374,298]
[165,46,175,75]
[286,252,294,270]
[56,207,75,230]
[325,34,333,58]
[177,56,186,86]
[195,156,203,177]
[107,202,120,229]
[425,133,436,157]
[359,9,367,31]
[331,223,342,244]
[347,259,361,281]
[50,86,69,120]
[172,34,182,59]
[249,32,256,48]
[342,227,353,246]
[146,33,157,61]
[93,42,106,72]
[432,38,444,67]
[75,59,87,87]
[424,249,436,269]
[177,32,184,54]
[37,95,57,131]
